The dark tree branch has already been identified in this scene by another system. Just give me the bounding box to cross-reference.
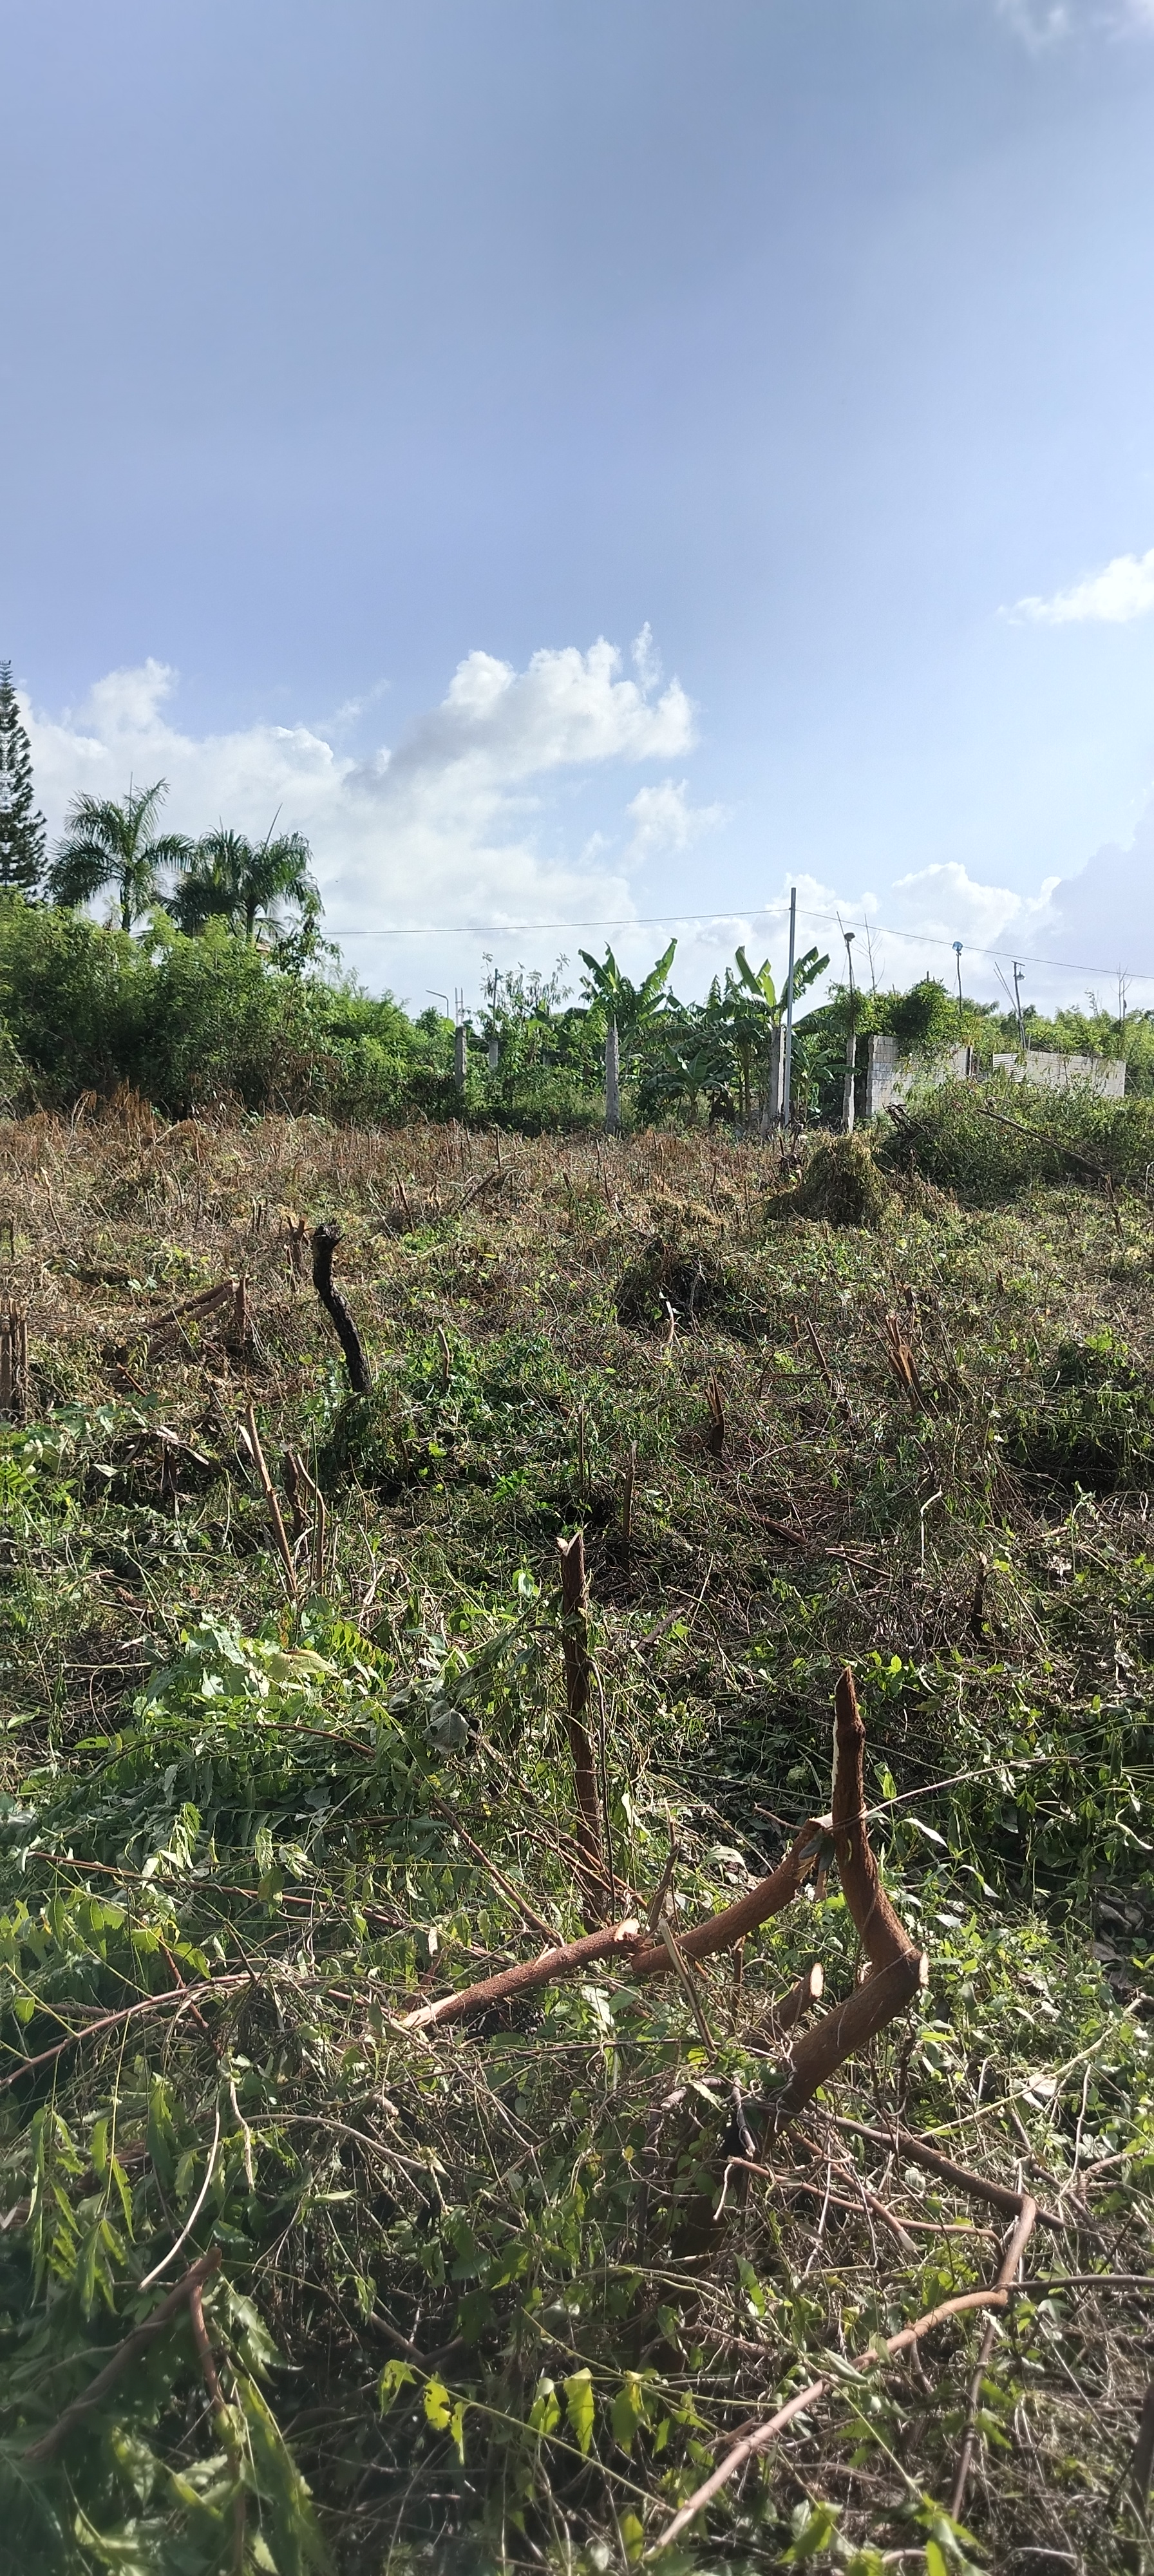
[311,1220,372,1393]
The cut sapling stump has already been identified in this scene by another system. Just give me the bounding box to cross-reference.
[243,1404,299,1603]
[0,1302,28,1422]
[398,1667,927,2103]
[311,1218,372,1394]
[556,1530,607,1925]
[763,1667,927,2134]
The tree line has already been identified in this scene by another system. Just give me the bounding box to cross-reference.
[2,659,1151,1121]
[1,665,322,959]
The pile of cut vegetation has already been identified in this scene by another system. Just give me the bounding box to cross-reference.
[0,1101,1151,2576]
[768,1131,890,1227]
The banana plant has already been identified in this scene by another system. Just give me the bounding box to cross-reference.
[709,944,828,1124]
[578,940,677,1130]
[578,940,677,1058]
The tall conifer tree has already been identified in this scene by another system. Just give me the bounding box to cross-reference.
[0,663,46,895]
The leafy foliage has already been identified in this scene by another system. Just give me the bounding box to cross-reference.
[0,661,46,896]
[171,828,324,957]
[48,784,193,936]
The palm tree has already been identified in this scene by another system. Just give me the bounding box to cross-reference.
[48,781,191,933]
[171,826,320,946]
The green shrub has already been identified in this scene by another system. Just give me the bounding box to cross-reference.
[614,1237,775,1337]
[1008,1329,1154,1493]
[875,1077,1154,1203]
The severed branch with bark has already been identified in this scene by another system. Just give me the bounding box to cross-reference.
[402,1662,927,2135]
[311,1218,372,1394]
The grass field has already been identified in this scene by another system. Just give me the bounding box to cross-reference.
[0,1097,1151,2576]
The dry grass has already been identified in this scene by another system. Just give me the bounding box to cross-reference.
[1,1097,1152,2573]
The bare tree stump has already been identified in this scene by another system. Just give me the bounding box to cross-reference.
[311,1220,372,1394]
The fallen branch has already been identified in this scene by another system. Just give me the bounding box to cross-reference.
[648,2272,1033,2555]
[763,1669,927,2134]
[311,1219,372,1394]
[142,1278,236,1358]
[402,1817,826,2032]
[831,1663,921,1969]
[0,1975,249,2094]
[628,1819,825,1978]
[968,1094,1111,1182]
[24,2248,222,2464]
[399,1918,642,2032]
[767,1954,928,2135]
[828,2114,1069,2233]
[455,1166,508,1213]
[951,2196,1039,2519]
[402,1675,913,2054]
[719,2154,919,2255]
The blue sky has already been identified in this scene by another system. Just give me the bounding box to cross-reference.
[6,0,1154,1013]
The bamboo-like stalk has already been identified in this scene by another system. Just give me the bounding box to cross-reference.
[243,1404,299,1602]
[556,1531,605,1919]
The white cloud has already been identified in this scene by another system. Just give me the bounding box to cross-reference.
[624,777,728,862]
[996,0,1154,44]
[1012,545,1154,625]
[630,623,662,692]
[887,859,1057,952]
[24,638,696,994]
[643,830,1154,1019]
[21,649,1154,1015]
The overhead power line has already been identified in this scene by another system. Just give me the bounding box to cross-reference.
[330,900,1154,988]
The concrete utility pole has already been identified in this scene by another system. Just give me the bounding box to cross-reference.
[842,929,856,1133]
[953,940,964,1037]
[1012,961,1026,1057]
[782,886,797,1127]
[454,990,468,1095]
[604,1017,620,1134]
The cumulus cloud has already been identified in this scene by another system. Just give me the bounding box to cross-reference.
[20,646,1154,1014]
[1045,808,1154,982]
[624,778,728,862]
[23,638,697,993]
[1011,545,1154,625]
[652,828,1154,1021]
